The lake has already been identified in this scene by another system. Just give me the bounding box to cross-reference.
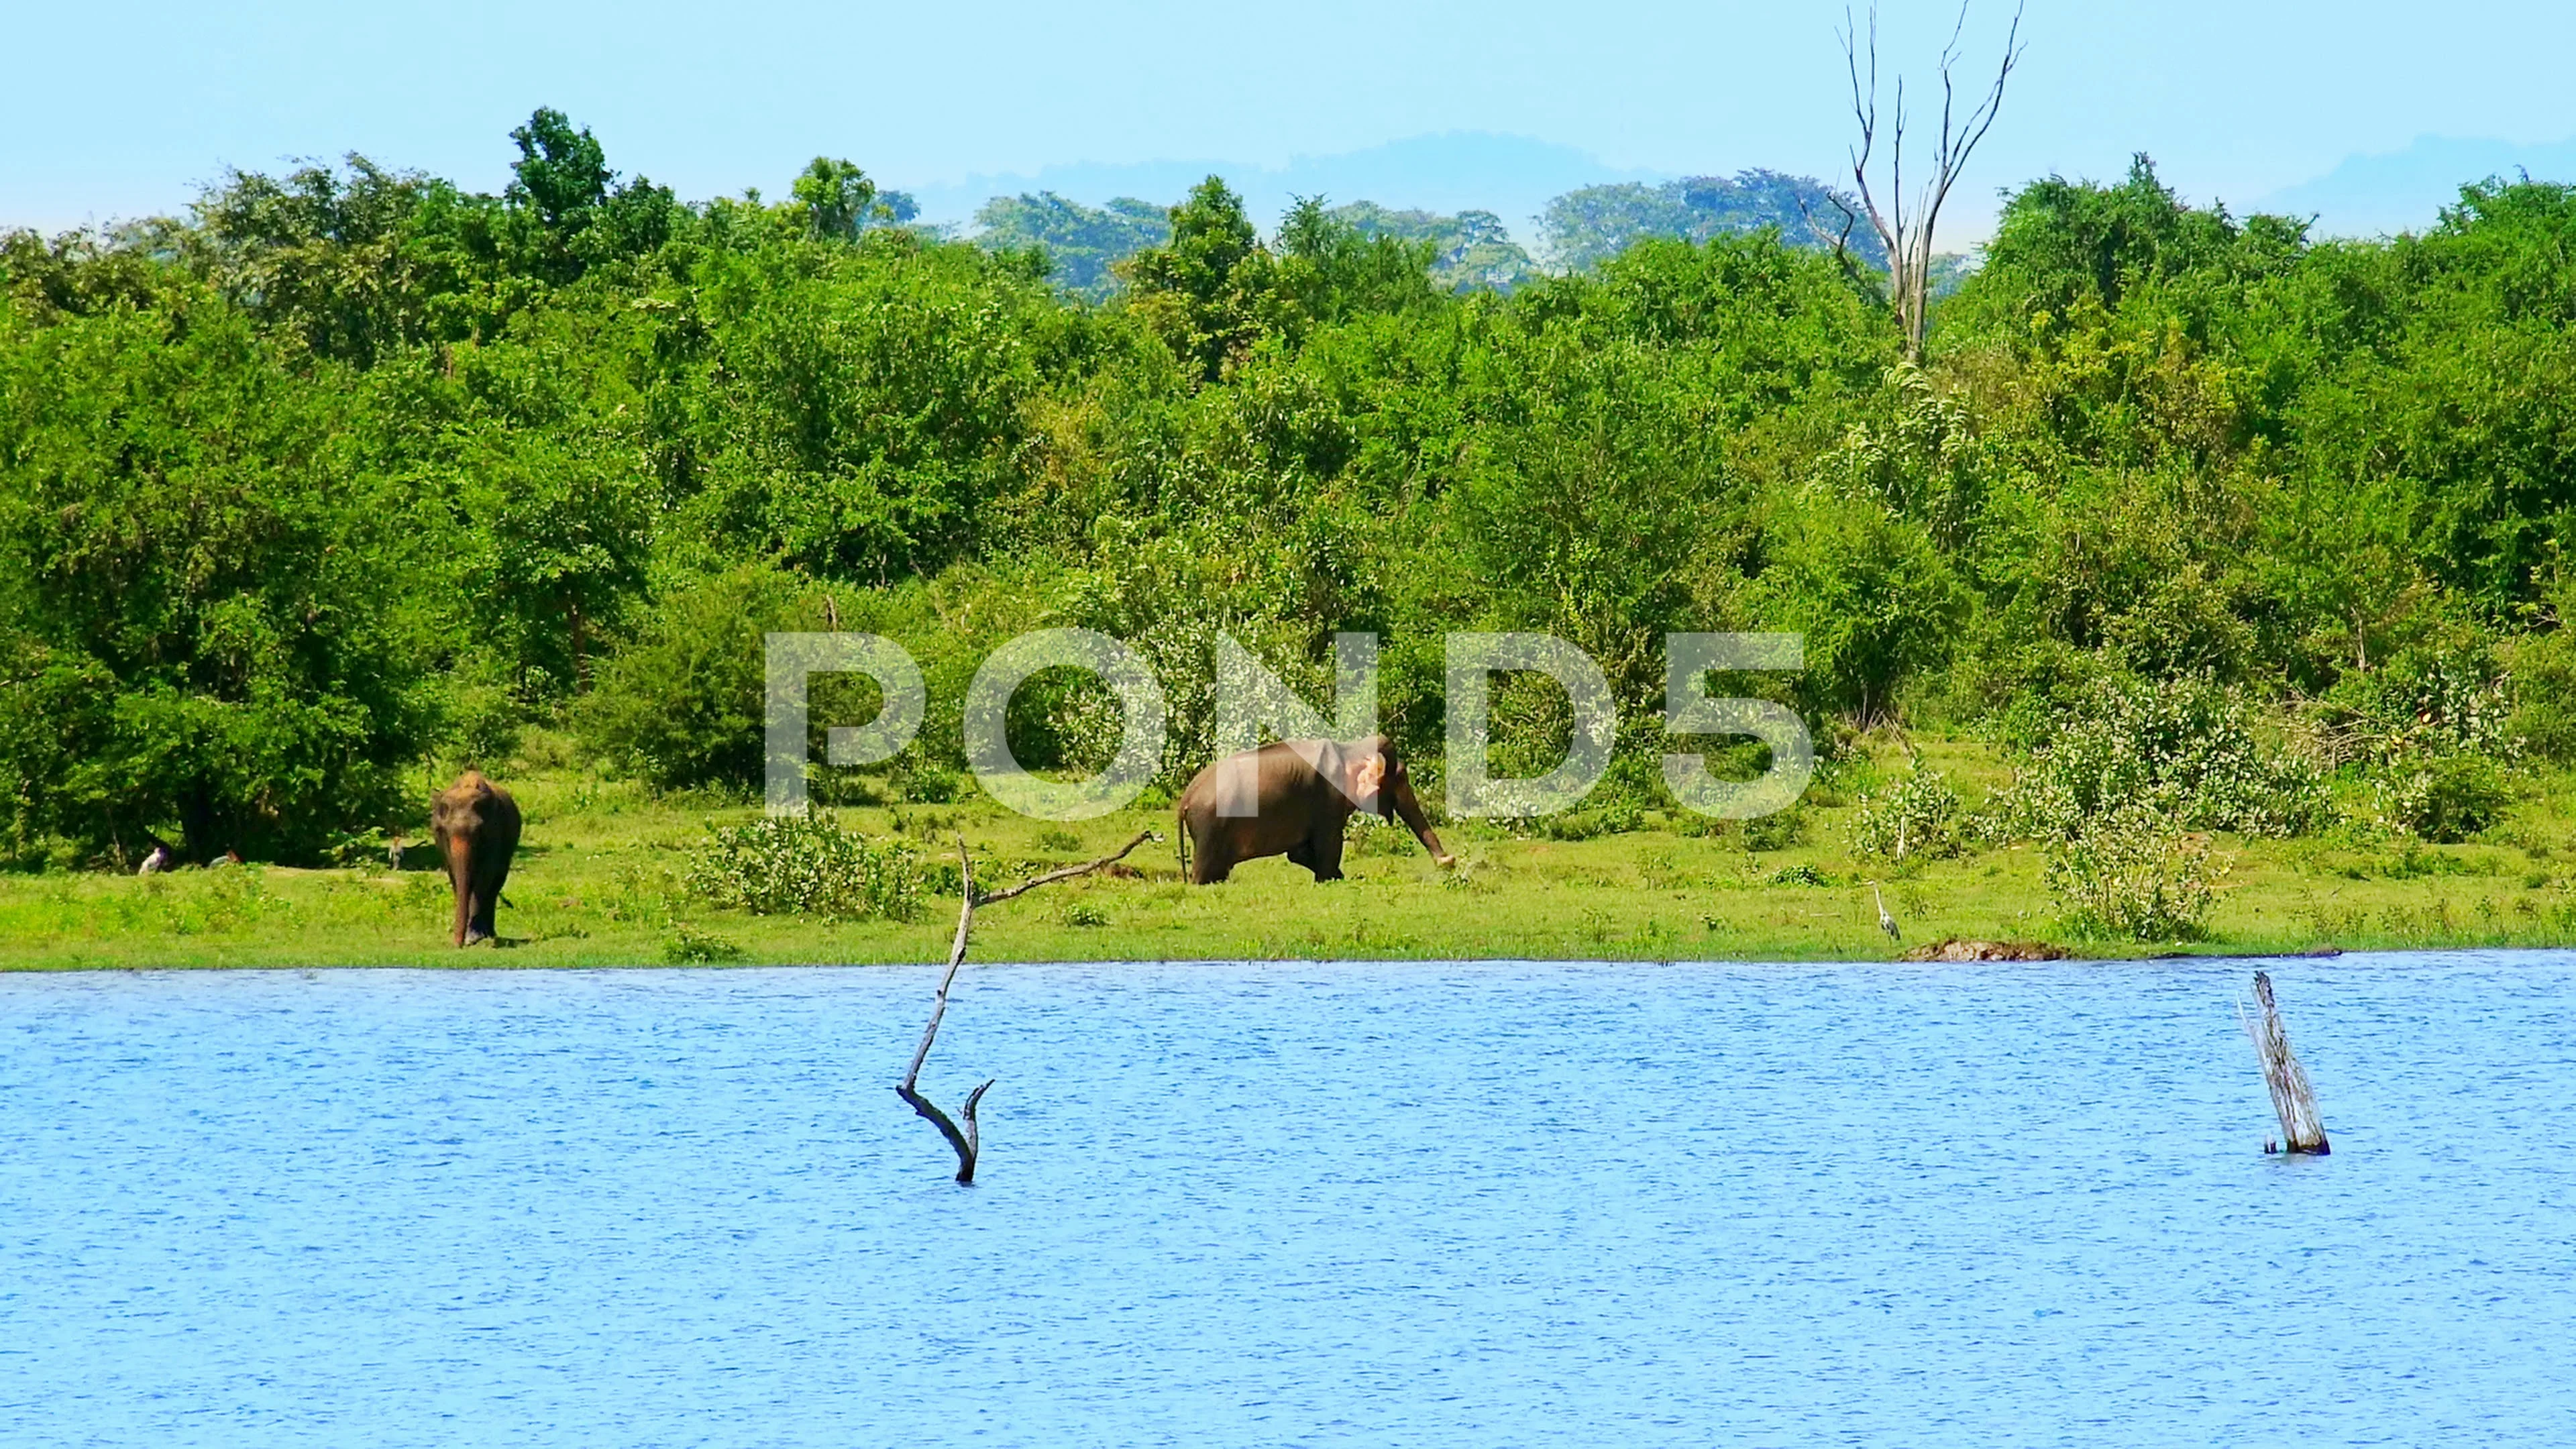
[4,954,2572,1447]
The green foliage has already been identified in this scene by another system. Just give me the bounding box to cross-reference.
[0,284,438,863]
[2000,676,2325,839]
[18,115,2576,883]
[1752,489,1969,722]
[1118,177,1279,382]
[1328,203,1541,292]
[686,813,926,921]
[1273,197,1444,325]
[2319,641,2518,763]
[1541,170,1890,272]
[661,922,747,963]
[2044,804,2226,942]
[791,158,904,243]
[503,107,679,284]
[973,193,1171,301]
[1848,768,1967,861]
[1743,807,1809,852]
[2370,755,2512,843]
[576,566,805,792]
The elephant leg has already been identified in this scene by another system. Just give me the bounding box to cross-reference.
[1307,827,1346,882]
[1187,818,1232,883]
[475,858,513,943]
[1285,839,1315,872]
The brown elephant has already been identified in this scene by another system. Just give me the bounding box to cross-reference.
[431,770,521,947]
[1177,735,1453,884]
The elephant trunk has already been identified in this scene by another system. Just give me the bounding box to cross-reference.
[1387,780,1454,867]
[443,837,478,947]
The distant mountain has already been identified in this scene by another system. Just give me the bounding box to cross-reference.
[2258,134,2576,237]
[904,132,1669,234]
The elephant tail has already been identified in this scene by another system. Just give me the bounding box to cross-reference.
[1175,804,1190,881]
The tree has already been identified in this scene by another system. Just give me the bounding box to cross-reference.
[1539,172,1890,274]
[1841,1,2025,360]
[1327,201,1542,293]
[0,289,437,863]
[508,107,610,235]
[1116,178,1278,381]
[793,158,879,243]
[504,107,677,282]
[973,192,1170,300]
[1273,197,1440,324]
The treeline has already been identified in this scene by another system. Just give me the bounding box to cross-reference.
[973,168,1875,297]
[5,111,2575,868]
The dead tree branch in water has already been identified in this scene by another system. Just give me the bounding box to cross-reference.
[896,828,1157,1183]
[2239,971,2330,1155]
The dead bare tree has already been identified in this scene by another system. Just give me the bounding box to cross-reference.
[2237,971,2331,1155]
[898,828,1157,1183]
[1841,1,2025,362]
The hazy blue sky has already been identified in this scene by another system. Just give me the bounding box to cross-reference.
[7,0,2575,236]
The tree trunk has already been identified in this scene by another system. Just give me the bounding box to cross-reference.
[2240,971,2330,1155]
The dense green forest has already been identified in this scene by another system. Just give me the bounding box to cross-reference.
[5,108,2574,897]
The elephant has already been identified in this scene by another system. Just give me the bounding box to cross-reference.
[1176,735,1453,884]
[431,770,521,947]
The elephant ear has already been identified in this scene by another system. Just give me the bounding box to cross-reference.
[1344,751,1386,810]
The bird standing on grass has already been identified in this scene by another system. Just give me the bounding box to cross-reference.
[1873,882,1900,945]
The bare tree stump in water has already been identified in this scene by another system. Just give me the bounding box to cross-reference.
[898,829,1155,1183]
[2239,971,2330,1155]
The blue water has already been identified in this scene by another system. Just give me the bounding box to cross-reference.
[4,955,2573,1448]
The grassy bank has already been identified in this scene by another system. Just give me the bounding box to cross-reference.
[8,740,2576,970]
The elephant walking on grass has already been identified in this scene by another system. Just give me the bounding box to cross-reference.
[1177,735,1452,884]
[432,771,521,946]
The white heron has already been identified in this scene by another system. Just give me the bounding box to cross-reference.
[1872,882,1900,945]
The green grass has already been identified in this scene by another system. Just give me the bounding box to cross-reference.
[8,741,2576,969]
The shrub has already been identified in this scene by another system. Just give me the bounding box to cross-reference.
[1847,769,1966,860]
[1998,675,2324,839]
[661,923,747,963]
[2371,755,2512,842]
[2044,806,2226,942]
[685,813,926,921]
[2505,630,2576,761]
[2322,643,2518,764]
[578,564,804,792]
[1741,806,1809,851]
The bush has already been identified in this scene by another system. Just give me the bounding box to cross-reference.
[2044,806,2227,941]
[2322,642,2518,764]
[2505,630,2576,761]
[2371,755,2512,842]
[685,813,926,921]
[1742,806,1809,851]
[1847,769,1966,860]
[661,923,747,964]
[1998,675,2324,840]
[578,565,805,792]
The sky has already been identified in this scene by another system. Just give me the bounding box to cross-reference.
[6,0,2576,241]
